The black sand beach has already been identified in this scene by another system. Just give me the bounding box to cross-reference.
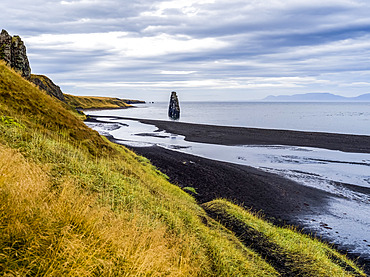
[130,145,331,224]
[86,115,370,272]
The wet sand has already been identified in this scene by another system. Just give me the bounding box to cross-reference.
[88,115,370,153]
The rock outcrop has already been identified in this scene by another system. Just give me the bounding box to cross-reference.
[0,29,66,102]
[168,91,180,120]
[30,74,65,102]
[0,29,31,78]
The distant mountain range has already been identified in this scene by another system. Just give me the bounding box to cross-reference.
[263,93,370,102]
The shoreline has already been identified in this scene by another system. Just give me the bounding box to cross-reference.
[82,103,146,112]
[86,115,334,223]
[86,115,370,153]
[85,115,370,272]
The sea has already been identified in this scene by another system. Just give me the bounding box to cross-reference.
[86,101,370,262]
[89,101,370,135]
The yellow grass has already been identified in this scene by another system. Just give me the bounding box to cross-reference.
[0,145,192,276]
[0,131,276,276]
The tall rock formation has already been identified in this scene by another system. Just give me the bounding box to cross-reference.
[0,29,31,78]
[168,91,180,120]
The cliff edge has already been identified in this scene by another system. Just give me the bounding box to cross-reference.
[29,74,65,102]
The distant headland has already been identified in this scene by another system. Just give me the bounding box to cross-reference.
[263,92,370,102]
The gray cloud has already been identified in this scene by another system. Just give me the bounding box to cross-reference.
[2,0,370,101]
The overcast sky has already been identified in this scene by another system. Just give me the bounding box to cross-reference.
[2,0,370,101]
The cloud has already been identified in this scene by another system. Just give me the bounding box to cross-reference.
[60,0,101,5]
[2,0,370,100]
[161,71,197,75]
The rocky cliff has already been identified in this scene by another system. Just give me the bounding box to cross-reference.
[0,29,66,102]
[168,91,180,120]
[30,74,65,102]
[0,29,31,78]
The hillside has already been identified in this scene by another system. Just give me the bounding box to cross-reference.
[354,93,370,101]
[0,61,366,276]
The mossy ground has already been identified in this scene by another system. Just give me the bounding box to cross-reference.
[0,60,366,276]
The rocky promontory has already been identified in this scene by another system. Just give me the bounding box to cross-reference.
[0,29,31,78]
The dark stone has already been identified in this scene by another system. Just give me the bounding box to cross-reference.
[29,74,65,102]
[0,29,12,64]
[168,91,180,120]
[0,29,31,78]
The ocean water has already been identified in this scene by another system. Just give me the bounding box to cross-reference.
[86,102,370,261]
[88,101,370,135]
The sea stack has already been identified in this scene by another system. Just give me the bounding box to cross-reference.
[168,91,180,120]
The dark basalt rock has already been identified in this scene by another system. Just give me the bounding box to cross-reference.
[30,74,65,102]
[168,91,180,120]
[0,29,31,78]
[0,30,11,64]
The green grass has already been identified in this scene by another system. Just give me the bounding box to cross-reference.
[183,186,198,195]
[203,199,365,276]
[0,60,366,276]
[0,115,24,128]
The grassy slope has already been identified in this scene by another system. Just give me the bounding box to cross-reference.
[64,94,143,110]
[0,61,365,276]
[203,200,365,276]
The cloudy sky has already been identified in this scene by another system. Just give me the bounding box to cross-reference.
[2,0,370,101]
